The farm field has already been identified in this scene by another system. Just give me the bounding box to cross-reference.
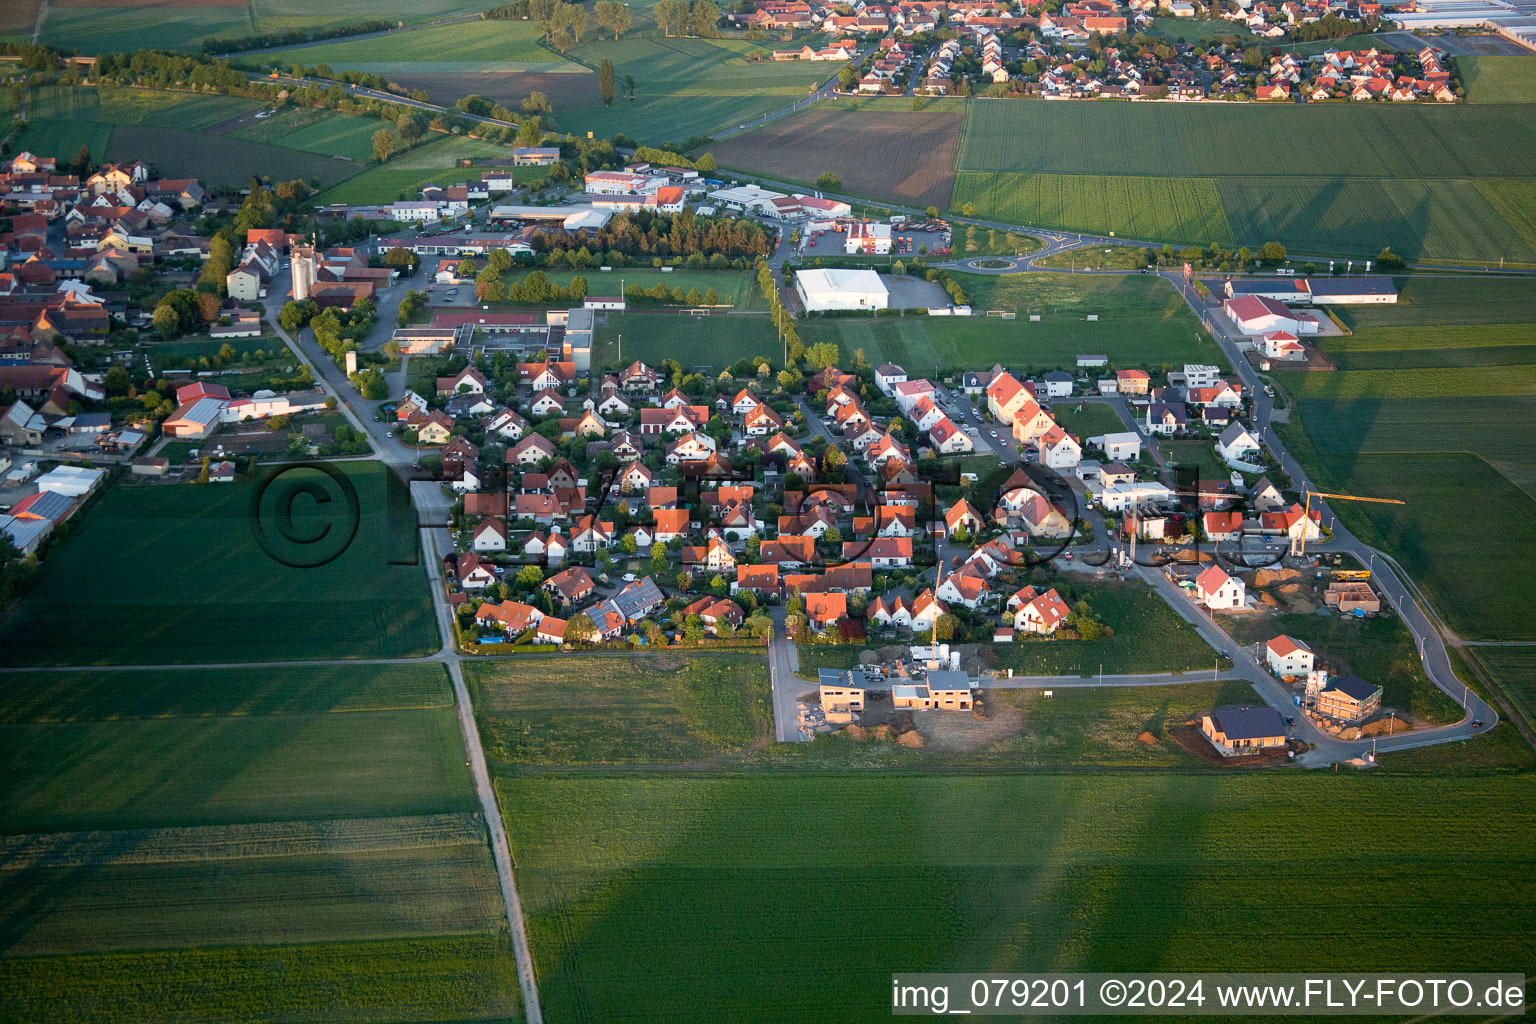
[107,125,358,188]
[502,772,1536,1023]
[1277,274,1536,644]
[466,654,772,765]
[709,108,962,209]
[953,172,1235,246]
[932,100,1536,260]
[0,0,38,37]
[0,461,439,666]
[589,312,781,372]
[1458,55,1536,103]
[39,3,254,53]
[1222,612,1461,724]
[386,69,604,114]
[23,85,260,129]
[1471,647,1536,730]
[0,658,522,1022]
[800,272,1224,373]
[557,36,834,143]
[258,18,568,73]
[228,105,385,161]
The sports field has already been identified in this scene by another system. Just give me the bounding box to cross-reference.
[800,272,1225,374]
[589,312,781,372]
[466,654,772,764]
[0,662,523,1022]
[710,108,962,209]
[1277,279,1536,643]
[0,461,439,665]
[951,100,1536,262]
[503,772,1536,1023]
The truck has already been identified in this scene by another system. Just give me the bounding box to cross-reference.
[889,214,907,224]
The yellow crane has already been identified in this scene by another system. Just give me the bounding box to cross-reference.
[1294,490,1405,556]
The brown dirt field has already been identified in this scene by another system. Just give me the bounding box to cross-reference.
[0,0,41,33]
[390,71,603,114]
[52,0,247,7]
[709,108,962,210]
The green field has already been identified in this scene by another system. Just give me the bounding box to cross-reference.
[1471,647,1536,729]
[1459,55,1536,103]
[559,36,833,142]
[24,85,259,129]
[38,5,255,54]
[248,0,491,34]
[106,125,359,188]
[1276,276,1536,643]
[947,100,1536,262]
[259,18,568,73]
[954,172,1235,245]
[503,772,1536,1022]
[315,134,511,204]
[466,654,772,765]
[590,311,782,372]
[1049,401,1126,441]
[0,462,439,665]
[503,268,762,309]
[0,659,522,1022]
[801,272,1224,374]
[1146,15,1253,40]
[229,105,387,160]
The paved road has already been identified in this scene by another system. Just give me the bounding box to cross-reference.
[243,72,520,133]
[767,606,807,742]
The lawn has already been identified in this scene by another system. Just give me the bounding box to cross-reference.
[1050,401,1129,442]
[801,272,1224,374]
[229,105,387,161]
[314,134,512,205]
[589,312,782,372]
[502,772,1536,1023]
[1222,611,1462,724]
[465,653,772,765]
[0,461,440,665]
[1146,15,1253,41]
[1458,55,1536,103]
[491,268,761,309]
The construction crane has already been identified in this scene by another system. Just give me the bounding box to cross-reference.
[1295,490,1405,556]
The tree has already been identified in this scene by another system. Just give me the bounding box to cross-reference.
[595,0,632,36]
[599,57,616,106]
[694,152,716,173]
[816,171,841,191]
[690,0,721,36]
[104,365,131,396]
[933,612,959,642]
[925,205,940,220]
[837,66,855,91]
[565,612,597,644]
[517,564,545,588]
[654,0,688,35]
[1261,241,1288,263]
[396,111,427,144]
[152,304,181,339]
[529,0,558,36]
[516,116,545,147]
[372,128,398,163]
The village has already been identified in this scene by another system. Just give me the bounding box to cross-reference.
[0,137,1445,765]
[741,0,1459,100]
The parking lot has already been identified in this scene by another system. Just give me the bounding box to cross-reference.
[797,221,951,260]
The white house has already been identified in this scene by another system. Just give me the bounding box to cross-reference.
[1265,634,1315,676]
[1223,295,1319,336]
[1040,371,1074,398]
[874,363,908,396]
[1037,427,1081,470]
[1196,564,1245,610]
[1093,431,1141,462]
[1216,422,1263,465]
